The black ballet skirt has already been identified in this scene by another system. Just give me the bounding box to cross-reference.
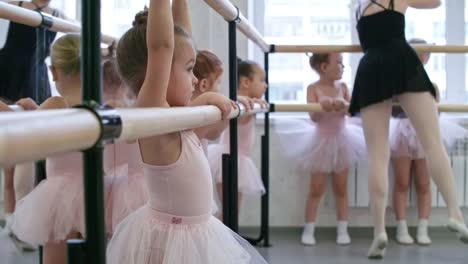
[349,8,436,116]
[0,1,58,103]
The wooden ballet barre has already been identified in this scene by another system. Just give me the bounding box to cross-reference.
[203,0,271,52]
[272,103,468,113]
[274,45,468,54]
[0,2,116,44]
[0,103,268,166]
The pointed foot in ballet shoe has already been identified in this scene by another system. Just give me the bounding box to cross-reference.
[396,233,414,245]
[367,233,388,259]
[447,219,468,244]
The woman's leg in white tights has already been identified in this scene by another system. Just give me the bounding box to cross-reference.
[360,99,393,258]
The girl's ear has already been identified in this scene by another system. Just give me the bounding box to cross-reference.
[239,76,250,89]
[198,79,210,93]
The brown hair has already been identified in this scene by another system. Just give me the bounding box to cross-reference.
[194,50,223,86]
[116,9,191,96]
[237,58,258,81]
[309,53,330,73]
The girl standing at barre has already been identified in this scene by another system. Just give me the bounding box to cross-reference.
[106,0,267,263]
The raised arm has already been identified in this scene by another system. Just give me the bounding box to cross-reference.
[172,0,192,36]
[137,0,174,108]
[406,0,441,9]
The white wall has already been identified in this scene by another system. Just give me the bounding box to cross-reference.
[189,0,250,96]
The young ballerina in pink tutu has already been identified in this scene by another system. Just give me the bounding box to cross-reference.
[9,34,145,263]
[0,98,37,251]
[208,58,267,218]
[277,53,366,246]
[192,50,254,154]
[106,0,267,263]
[192,50,254,215]
[390,38,467,246]
[10,34,89,264]
[101,50,149,238]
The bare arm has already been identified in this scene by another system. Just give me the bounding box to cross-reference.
[138,0,174,108]
[0,100,12,111]
[406,0,441,9]
[195,120,228,141]
[342,83,351,102]
[172,0,192,36]
[39,96,68,109]
[307,85,320,122]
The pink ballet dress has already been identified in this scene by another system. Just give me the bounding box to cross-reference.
[106,131,267,264]
[208,116,265,196]
[11,152,85,244]
[276,89,366,174]
[390,111,466,159]
[200,138,219,215]
[104,142,148,236]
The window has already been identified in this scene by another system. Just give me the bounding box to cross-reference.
[264,0,352,103]
[406,5,447,101]
[263,0,461,104]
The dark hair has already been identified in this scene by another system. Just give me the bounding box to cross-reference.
[309,53,330,73]
[194,50,223,83]
[116,9,191,96]
[237,58,258,81]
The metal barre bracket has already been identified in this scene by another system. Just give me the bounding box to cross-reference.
[37,11,53,29]
[74,103,123,147]
[226,5,241,23]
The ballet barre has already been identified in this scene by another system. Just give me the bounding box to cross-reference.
[272,103,468,113]
[0,103,268,167]
[273,45,468,54]
[203,0,271,52]
[0,2,116,44]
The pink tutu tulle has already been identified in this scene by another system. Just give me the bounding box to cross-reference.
[390,117,466,159]
[11,152,85,244]
[104,142,148,235]
[275,115,366,174]
[207,117,265,196]
[106,205,267,264]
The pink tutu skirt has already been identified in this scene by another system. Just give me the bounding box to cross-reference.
[104,164,148,236]
[207,145,265,196]
[390,117,466,159]
[106,204,267,264]
[276,118,366,174]
[11,175,84,245]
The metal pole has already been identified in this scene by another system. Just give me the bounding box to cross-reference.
[66,0,105,263]
[222,154,231,228]
[261,51,271,247]
[34,27,47,186]
[35,24,48,264]
[228,20,239,232]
